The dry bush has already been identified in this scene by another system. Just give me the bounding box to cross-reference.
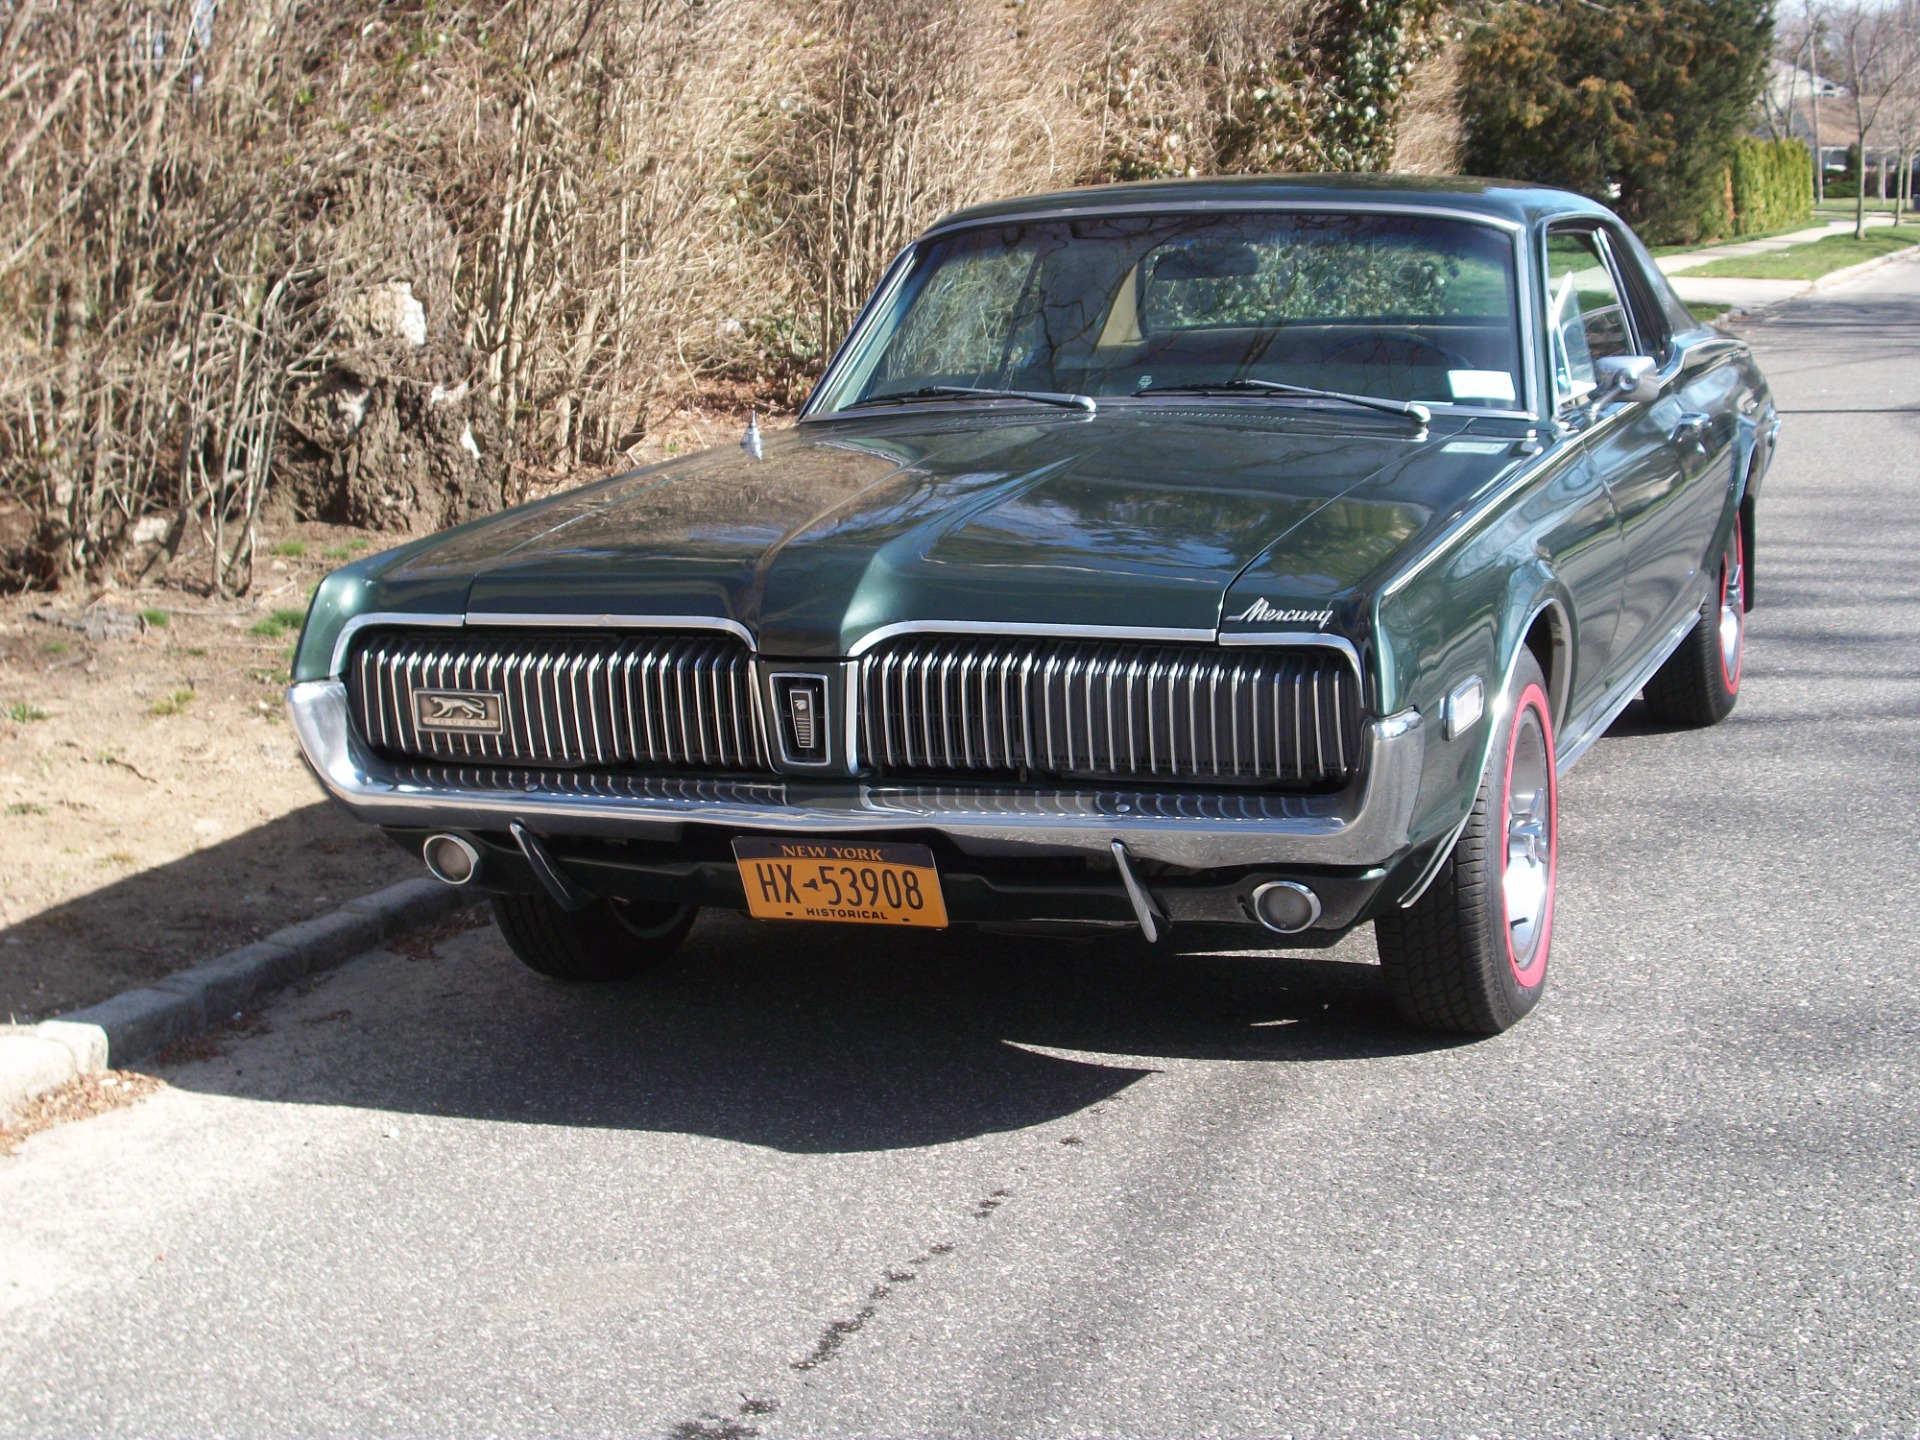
[0,0,330,593]
[760,0,1101,356]
[1390,36,1467,174]
[0,0,1457,595]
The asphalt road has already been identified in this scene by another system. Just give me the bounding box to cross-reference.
[4,263,1919,1439]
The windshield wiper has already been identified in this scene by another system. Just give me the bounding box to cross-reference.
[847,384,1097,414]
[1138,378,1429,425]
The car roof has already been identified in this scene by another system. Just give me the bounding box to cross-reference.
[926,174,1616,235]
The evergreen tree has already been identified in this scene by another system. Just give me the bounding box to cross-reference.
[1461,0,1774,243]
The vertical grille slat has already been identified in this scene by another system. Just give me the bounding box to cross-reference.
[346,630,769,772]
[858,636,1360,790]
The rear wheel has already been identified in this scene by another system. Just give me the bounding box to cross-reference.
[1642,520,1745,727]
[1376,652,1557,1036]
[490,893,696,981]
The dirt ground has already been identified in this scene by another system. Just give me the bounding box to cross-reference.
[0,407,774,1023]
[0,524,419,1021]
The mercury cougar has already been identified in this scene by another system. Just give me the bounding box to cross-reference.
[288,176,1775,1035]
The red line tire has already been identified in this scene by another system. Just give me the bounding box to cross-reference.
[491,894,697,981]
[1376,651,1557,1036]
[1642,519,1745,728]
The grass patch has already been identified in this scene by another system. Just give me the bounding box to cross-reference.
[1687,226,1920,280]
[271,540,307,558]
[6,702,49,722]
[250,607,307,639]
[323,546,353,560]
[1686,301,1736,322]
[148,688,195,717]
[99,851,138,867]
[42,639,68,655]
[1648,218,1827,258]
[5,801,49,816]
[138,606,169,628]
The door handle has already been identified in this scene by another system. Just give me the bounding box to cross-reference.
[1670,412,1712,450]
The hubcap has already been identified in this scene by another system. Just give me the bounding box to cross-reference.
[1719,529,1744,689]
[1503,706,1552,975]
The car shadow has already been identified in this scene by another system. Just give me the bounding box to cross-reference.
[1596,695,1694,741]
[163,910,1463,1154]
[0,800,405,1021]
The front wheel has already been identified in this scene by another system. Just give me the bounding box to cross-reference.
[1376,652,1557,1035]
[491,893,697,981]
[1642,520,1745,727]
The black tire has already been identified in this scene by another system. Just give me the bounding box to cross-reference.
[1641,519,1745,728]
[490,893,697,981]
[1375,651,1557,1036]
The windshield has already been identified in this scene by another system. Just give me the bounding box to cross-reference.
[812,211,1525,415]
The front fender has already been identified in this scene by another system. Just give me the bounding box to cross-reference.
[1371,447,1590,867]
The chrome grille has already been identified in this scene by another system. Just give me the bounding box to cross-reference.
[859,637,1360,788]
[348,630,770,771]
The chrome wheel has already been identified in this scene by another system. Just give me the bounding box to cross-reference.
[1718,528,1744,691]
[1502,701,1553,979]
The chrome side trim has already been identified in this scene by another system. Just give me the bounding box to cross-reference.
[288,679,1428,870]
[1554,609,1701,774]
[846,619,1216,657]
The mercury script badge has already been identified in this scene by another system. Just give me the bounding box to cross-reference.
[1229,598,1334,627]
[413,689,505,733]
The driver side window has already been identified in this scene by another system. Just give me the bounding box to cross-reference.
[1545,231,1635,411]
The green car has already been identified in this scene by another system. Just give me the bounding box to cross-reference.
[289,176,1774,1035]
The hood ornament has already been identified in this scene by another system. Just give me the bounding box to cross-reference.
[741,409,764,461]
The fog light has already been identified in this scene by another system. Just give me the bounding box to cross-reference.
[422,833,479,886]
[1249,880,1321,935]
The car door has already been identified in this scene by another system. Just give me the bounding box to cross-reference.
[1544,225,1691,685]
[1607,226,1743,653]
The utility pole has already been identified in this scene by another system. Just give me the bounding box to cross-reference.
[1807,0,1826,204]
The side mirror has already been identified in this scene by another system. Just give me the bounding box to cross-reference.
[1593,355,1661,405]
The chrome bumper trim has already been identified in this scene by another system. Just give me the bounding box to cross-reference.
[288,680,1425,869]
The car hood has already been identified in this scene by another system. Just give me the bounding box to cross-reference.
[361,407,1526,656]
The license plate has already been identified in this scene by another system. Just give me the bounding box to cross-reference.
[733,839,949,928]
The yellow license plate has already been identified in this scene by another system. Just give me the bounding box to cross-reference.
[733,839,949,928]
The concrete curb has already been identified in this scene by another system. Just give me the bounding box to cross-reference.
[0,877,464,1121]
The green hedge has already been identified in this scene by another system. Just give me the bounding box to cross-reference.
[1729,138,1814,235]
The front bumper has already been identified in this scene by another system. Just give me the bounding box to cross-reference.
[286,679,1425,871]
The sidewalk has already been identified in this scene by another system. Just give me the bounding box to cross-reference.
[1659,214,1907,312]
[1656,214,1900,274]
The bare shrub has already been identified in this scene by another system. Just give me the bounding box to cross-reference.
[1,0,1456,595]
[1391,37,1467,174]
[0,0,334,593]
